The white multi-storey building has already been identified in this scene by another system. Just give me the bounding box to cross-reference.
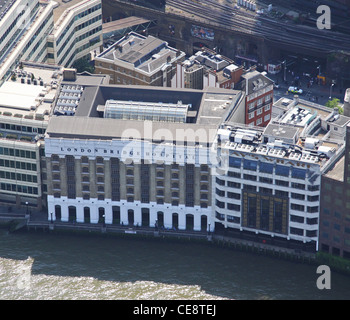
[47,0,103,67]
[0,0,103,85]
[213,98,350,251]
[0,0,55,84]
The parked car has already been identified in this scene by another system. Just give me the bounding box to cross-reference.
[288,86,303,94]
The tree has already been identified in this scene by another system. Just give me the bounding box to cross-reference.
[72,58,94,74]
[325,98,343,114]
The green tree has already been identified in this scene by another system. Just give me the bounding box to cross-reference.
[72,58,94,73]
[325,98,343,114]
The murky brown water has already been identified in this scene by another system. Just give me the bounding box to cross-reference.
[0,229,349,300]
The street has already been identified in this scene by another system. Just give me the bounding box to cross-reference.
[267,68,345,107]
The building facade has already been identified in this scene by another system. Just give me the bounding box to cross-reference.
[239,68,274,127]
[212,98,349,252]
[47,0,103,68]
[94,32,185,86]
[0,61,65,210]
[0,0,55,84]
[44,84,245,231]
[319,122,350,259]
[175,48,244,90]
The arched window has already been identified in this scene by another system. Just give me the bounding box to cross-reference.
[96,167,104,174]
[171,182,179,188]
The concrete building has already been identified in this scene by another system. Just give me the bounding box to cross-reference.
[213,97,350,252]
[0,0,55,85]
[94,32,186,86]
[0,0,103,86]
[319,88,350,259]
[47,0,103,67]
[44,84,245,231]
[0,61,63,210]
[175,48,244,90]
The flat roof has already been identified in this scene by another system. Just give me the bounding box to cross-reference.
[46,85,242,142]
[324,155,344,182]
[52,0,89,23]
[0,82,44,111]
[102,17,151,34]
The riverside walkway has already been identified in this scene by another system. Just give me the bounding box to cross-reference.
[0,205,316,260]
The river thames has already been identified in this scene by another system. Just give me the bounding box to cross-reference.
[0,229,350,300]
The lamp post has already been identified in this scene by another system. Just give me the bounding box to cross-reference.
[329,83,335,100]
[208,223,211,235]
[25,201,29,219]
[317,65,321,76]
[283,60,287,82]
[50,212,53,224]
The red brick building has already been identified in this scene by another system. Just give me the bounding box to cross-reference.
[239,68,274,127]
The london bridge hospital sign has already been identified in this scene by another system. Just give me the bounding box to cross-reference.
[47,126,222,168]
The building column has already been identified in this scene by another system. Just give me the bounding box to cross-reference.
[47,200,55,222]
[105,205,113,225]
[150,207,157,227]
[134,206,141,226]
[193,212,201,231]
[164,209,172,229]
[178,211,186,230]
[61,202,69,222]
[90,204,98,224]
[120,205,128,225]
[76,204,84,223]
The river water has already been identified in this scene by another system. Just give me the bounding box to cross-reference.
[0,229,349,300]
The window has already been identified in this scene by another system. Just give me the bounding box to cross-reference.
[216,200,225,208]
[228,181,241,189]
[249,112,255,119]
[216,177,225,186]
[275,179,289,187]
[275,165,289,177]
[257,108,263,115]
[290,227,303,236]
[229,157,241,168]
[259,177,273,184]
[291,168,306,179]
[291,203,304,212]
[243,173,257,181]
[228,203,240,211]
[265,104,271,112]
[291,192,305,200]
[291,182,305,190]
[243,159,258,171]
[216,188,225,197]
[256,118,262,125]
[260,162,273,174]
[264,114,270,122]
[227,192,240,200]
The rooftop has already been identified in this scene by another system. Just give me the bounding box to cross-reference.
[324,155,344,182]
[0,0,15,21]
[241,69,274,95]
[46,85,243,143]
[0,62,64,119]
[97,32,185,74]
